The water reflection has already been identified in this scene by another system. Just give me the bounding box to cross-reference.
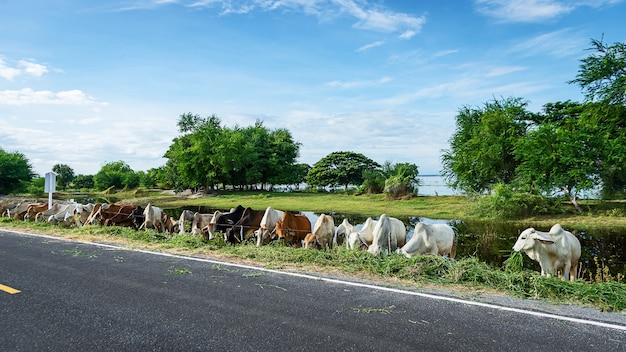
[164,206,625,279]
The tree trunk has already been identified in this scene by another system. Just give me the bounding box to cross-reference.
[564,188,583,213]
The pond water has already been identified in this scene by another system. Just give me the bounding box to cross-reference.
[166,206,626,280]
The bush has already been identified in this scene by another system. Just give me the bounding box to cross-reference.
[471,183,562,219]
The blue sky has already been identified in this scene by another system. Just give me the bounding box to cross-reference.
[1,0,625,177]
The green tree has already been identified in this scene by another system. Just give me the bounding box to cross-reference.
[306,151,380,189]
[0,148,35,194]
[384,162,420,199]
[72,174,94,190]
[164,115,301,191]
[514,102,603,211]
[441,97,531,193]
[569,37,626,106]
[93,161,136,190]
[52,164,75,190]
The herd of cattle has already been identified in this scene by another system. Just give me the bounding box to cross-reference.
[1,200,582,281]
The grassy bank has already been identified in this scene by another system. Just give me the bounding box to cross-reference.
[3,190,626,312]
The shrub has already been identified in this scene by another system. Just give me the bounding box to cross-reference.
[471,183,562,219]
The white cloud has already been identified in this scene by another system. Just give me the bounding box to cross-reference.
[0,57,48,80]
[325,76,392,89]
[474,0,574,22]
[19,60,48,77]
[432,49,459,58]
[474,0,625,23]
[485,65,527,77]
[183,0,425,37]
[509,29,585,58]
[0,88,107,106]
[0,58,21,80]
[355,40,384,52]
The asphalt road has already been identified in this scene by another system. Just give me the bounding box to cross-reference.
[1,229,625,351]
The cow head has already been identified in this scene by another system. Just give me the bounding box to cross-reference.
[303,233,321,250]
[272,220,284,239]
[513,228,555,252]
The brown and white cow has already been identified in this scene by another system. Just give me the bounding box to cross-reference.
[304,214,335,250]
[224,207,265,244]
[255,206,284,247]
[86,203,137,227]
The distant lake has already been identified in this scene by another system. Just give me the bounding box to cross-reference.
[418,175,457,196]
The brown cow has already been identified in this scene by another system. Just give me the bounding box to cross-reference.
[87,203,137,227]
[5,201,40,220]
[274,211,312,248]
[24,203,48,220]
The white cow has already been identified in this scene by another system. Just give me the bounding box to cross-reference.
[304,214,335,250]
[335,218,354,246]
[140,203,164,232]
[397,223,456,259]
[367,214,394,255]
[71,203,95,227]
[191,212,213,237]
[48,204,81,225]
[35,203,70,221]
[367,214,406,255]
[513,224,581,281]
[255,206,284,247]
[177,209,195,234]
[346,217,377,250]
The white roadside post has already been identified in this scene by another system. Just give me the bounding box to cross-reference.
[44,171,57,209]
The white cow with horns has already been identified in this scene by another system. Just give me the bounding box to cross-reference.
[512,224,581,281]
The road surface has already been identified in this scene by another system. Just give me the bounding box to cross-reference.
[1,229,624,351]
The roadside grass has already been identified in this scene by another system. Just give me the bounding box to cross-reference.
[2,217,624,312]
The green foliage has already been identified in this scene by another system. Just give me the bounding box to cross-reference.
[0,148,35,194]
[514,102,602,206]
[441,97,531,194]
[93,161,137,191]
[471,183,563,219]
[360,169,386,194]
[28,177,46,197]
[52,164,75,191]
[306,151,380,189]
[164,114,302,191]
[569,38,626,106]
[72,174,94,190]
[383,162,420,199]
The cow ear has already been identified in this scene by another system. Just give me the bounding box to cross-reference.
[531,232,554,244]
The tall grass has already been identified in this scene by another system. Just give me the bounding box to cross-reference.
[1,216,625,312]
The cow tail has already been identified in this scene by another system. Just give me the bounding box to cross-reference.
[450,233,457,260]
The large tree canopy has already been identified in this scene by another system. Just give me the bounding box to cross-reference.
[164,113,302,191]
[441,97,531,193]
[0,148,34,194]
[305,151,380,189]
[514,101,603,211]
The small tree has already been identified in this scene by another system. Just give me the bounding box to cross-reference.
[0,148,35,194]
[72,175,94,190]
[306,151,380,189]
[384,162,420,199]
[52,164,75,190]
[94,161,136,191]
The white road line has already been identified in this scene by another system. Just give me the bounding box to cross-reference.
[7,229,626,331]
